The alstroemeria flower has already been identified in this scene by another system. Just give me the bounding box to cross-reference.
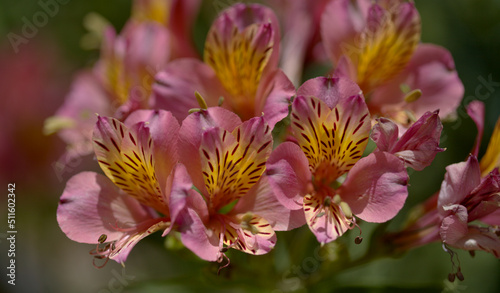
[386,101,500,258]
[152,3,295,129]
[131,0,200,59]
[268,77,408,244]
[177,108,302,261]
[57,110,191,265]
[268,0,330,86]
[321,0,463,126]
[371,110,444,170]
[438,155,500,258]
[45,21,171,159]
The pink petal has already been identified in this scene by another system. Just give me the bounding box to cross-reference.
[233,175,306,231]
[162,163,194,236]
[93,116,169,214]
[467,170,500,222]
[466,101,485,157]
[168,0,202,59]
[320,0,371,63]
[370,117,399,152]
[266,142,310,210]
[199,117,273,210]
[296,76,362,109]
[122,21,170,76]
[440,204,469,244]
[151,59,228,122]
[378,111,444,171]
[256,69,295,129]
[125,110,180,192]
[178,108,242,194]
[303,194,352,244]
[52,71,110,157]
[57,172,156,244]
[339,152,408,223]
[212,3,281,71]
[180,208,219,261]
[438,156,482,214]
[481,209,500,226]
[371,44,464,119]
[455,226,500,258]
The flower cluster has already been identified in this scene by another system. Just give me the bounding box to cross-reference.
[50,0,498,281]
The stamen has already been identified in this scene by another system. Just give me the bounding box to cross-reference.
[98,234,107,244]
[442,243,464,282]
[195,91,208,110]
[218,96,225,106]
[403,89,422,103]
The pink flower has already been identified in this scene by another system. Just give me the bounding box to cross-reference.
[267,77,408,244]
[46,21,171,158]
[152,3,295,129]
[321,0,463,126]
[370,110,444,170]
[386,101,500,259]
[131,0,201,59]
[438,155,500,258]
[177,107,301,261]
[57,110,192,266]
[268,0,330,86]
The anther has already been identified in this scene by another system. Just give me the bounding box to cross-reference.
[448,273,456,282]
[218,96,224,106]
[195,91,208,109]
[355,236,363,244]
[98,234,107,244]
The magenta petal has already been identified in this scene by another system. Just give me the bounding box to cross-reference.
[266,142,310,210]
[256,69,295,129]
[233,175,306,231]
[370,117,399,152]
[467,170,500,222]
[372,44,464,119]
[440,204,469,245]
[151,59,229,122]
[339,152,408,223]
[53,71,110,157]
[179,107,242,193]
[123,22,170,74]
[57,172,155,244]
[296,76,362,109]
[214,3,282,70]
[162,163,193,236]
[320,0,371,63]
[466,100,485,157]
[456,226,500,258]
[125,110,180,190]
[481,209,500,226]
[393,111,444,170]
[438,156,482,214]
[180,208,219,261]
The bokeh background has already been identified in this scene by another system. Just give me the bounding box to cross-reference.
[0,0,499,292]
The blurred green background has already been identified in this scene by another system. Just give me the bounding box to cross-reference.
[0,0,499,292]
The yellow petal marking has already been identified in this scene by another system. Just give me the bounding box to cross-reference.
[204,24,273,115]
[480,117,500,176]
